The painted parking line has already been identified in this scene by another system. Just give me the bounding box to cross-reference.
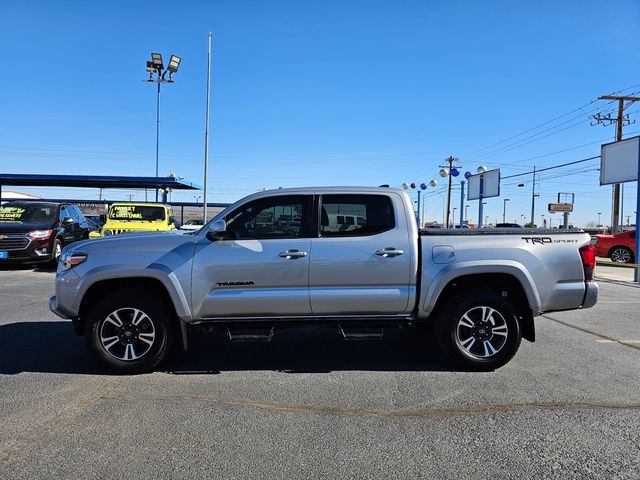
[596,340,640,345]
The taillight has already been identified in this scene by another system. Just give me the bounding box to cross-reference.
[579,243,596,282]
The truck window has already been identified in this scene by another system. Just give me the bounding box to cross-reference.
[225,195,307,240]
[320,195,395,237]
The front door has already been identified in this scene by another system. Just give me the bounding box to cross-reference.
[309,193,416,315]
[191,194,313,318]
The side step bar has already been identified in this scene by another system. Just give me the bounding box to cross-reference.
[338,325,384,341]
[226,326,275,343]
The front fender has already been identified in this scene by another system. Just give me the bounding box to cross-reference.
[70,265,192,320]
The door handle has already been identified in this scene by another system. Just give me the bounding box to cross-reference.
[375,247,404,258]
[279,249,308,259]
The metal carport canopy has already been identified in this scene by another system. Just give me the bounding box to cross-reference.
[0,173,200,190]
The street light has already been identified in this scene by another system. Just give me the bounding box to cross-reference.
[144,51,182,202]
[597,212,602,227]
[502,198,510,223]
[452,207,457,227]
[465,204,470,225]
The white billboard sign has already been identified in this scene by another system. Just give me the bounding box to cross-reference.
[467,168,500,201]
[600,136,640,185]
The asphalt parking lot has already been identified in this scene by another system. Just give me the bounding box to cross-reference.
[1,264,639,479]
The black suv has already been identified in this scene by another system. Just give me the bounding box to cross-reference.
[0,201,90,265]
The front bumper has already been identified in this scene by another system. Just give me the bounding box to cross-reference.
[582,282,599,309]
[1,237,54,264]
[49,296,72,319]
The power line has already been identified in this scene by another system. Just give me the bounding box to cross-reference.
[501,155,600,180]
[460,83,640,161]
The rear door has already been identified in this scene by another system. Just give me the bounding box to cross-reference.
[309,192,415,315]
[191,194,314,318]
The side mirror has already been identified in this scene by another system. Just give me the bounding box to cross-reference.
[63,217,74,224]
[206,219,227,241]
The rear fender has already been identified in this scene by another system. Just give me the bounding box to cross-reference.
[420,261,541,317]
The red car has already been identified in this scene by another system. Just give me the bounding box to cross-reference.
[595,229,636,263]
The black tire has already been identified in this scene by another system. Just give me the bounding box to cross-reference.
[609,246,633,264]
[49,238,63,266]
[435,290,522,371]
[85,290,175,374]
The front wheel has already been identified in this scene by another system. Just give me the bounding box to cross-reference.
[435,291,522,371]
[85,291,175,374]
[49,238,62,266]
[610,247,633,264]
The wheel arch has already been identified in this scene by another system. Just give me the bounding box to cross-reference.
[426,272,536,342]
[77,277,188,349]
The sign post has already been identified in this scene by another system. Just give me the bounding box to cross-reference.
[600,136,640,282]
[467,168,501,228]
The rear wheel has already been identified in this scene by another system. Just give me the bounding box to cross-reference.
[435,290,522,371]
[85,291,175,374]
[610,246,633,264]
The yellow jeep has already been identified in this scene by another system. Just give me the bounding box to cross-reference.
[89,203,176,237]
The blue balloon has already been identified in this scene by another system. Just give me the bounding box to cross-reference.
[410,182,416,189]
[451,168,460,177]
[420,183,427,190]
[464,171,472,179]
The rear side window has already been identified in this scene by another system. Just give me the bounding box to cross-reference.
[320,194,395,237]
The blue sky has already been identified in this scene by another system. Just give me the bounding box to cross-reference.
[1,0,639,226]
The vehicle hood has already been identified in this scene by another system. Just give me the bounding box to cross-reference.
[62,231,198,278]
[0,222,54,233]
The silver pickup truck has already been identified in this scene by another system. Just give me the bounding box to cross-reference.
[50,187,598,373]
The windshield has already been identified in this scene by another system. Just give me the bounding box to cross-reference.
[0,203,56,223]
[108,205,166,221]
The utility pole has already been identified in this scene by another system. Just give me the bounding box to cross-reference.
[593,95,640,233]
[439,156,461,228]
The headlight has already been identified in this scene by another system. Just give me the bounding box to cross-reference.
[28,229,52,241]
[60,252,87,271]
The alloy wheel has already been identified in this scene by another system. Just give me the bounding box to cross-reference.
[611,248,631,263]
[99,308,156,361]
[455,305,508,359]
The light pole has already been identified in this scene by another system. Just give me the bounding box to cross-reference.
[452,208,457,227]
[502,198,510,223]
[481,202,487,227]
[465,204,470,225]
[541,214,546,228]
[145,52,181,202]
[597,212,602,227]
